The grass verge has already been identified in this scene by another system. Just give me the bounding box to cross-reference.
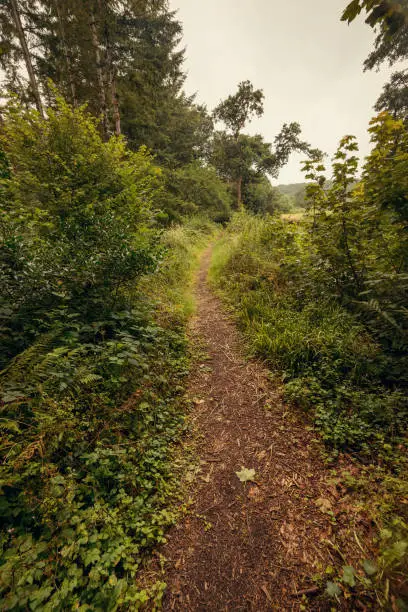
[209,212,408,609]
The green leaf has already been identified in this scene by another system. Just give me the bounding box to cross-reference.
[342,565,356,587]
[235,467,256,483]
[362,559,378,576]
[325,581,341,598]
[341,0,362,23]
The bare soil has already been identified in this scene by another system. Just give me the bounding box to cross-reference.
[158,246,374,611]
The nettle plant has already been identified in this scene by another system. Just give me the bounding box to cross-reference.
[303,114,408,350]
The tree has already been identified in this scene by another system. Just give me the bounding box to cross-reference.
[342,1,408,153]
[211,132,272,196]
[0,0,192,149]
[213,81,264,205]
[364,111,408,224]
[244,176,294,215]
[342,0,408,70]
[211,123,317,211]
[89,1,110,138]
[5,0,44,116]
[160,162,232,222]
[213,80,264,138]
[375,69,408,121]
[0,0,213,170]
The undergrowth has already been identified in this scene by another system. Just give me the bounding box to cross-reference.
[139,216,219,326]
[210,212,408,607]
[0,218,216,610]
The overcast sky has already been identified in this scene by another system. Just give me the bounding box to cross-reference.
[169,0,396,184]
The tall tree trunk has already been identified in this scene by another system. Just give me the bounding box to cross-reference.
[104,13,121,137]
[90,9,109,139]
[110,75,121,136]
[53,0,77,106]
[10,0,44,117]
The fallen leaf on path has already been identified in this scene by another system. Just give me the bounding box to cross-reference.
[315,497,332,513]
[192,398,205,405]
[236,467,256,483]
[342,565,356,587]
[363,559,378,576]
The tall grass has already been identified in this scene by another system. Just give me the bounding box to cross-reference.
[210,213,407,454]
[210,212,408,601]
[140,216,218,325]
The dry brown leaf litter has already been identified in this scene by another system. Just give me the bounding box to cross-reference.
[149,247,376,611]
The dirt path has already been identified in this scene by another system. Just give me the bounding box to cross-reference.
[159,246,364,611]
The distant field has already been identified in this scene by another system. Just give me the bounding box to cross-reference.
[281,209,305,222]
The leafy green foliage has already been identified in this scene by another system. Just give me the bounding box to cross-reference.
[0,309,189,609]
[342,0,408,70]
[213,80,264,138]
[211,81,318,209]
[210,208,408,454]
[0,97,162,366]
[303,135,363,297]
[159,163,232,223]
[0,98,214,609]
[1,0,215,173]
[375,69,408,121]
[304,113,408,350]
[211,123,317,210]
[244,177,295,215]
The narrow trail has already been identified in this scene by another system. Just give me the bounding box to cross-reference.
[160,246,360,611]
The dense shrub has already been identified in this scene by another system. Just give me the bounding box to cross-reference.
[158,163,232,223]
[243,176,296,215]
[210,212,408,454]
[0,99,214,609]
[0,98,162,367]
[0,308,189,609]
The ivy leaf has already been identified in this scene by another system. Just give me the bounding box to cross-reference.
[326,581,341,598]
[236,467,256,483]
[363,559,378,576]
[342,565,356,587]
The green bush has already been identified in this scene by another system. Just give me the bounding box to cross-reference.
[243,176,296,215]
[0,306,189,610]
[210,213,408,454]
[0,99,214,609]
[158,162,232,223]
[0,97,162,367]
